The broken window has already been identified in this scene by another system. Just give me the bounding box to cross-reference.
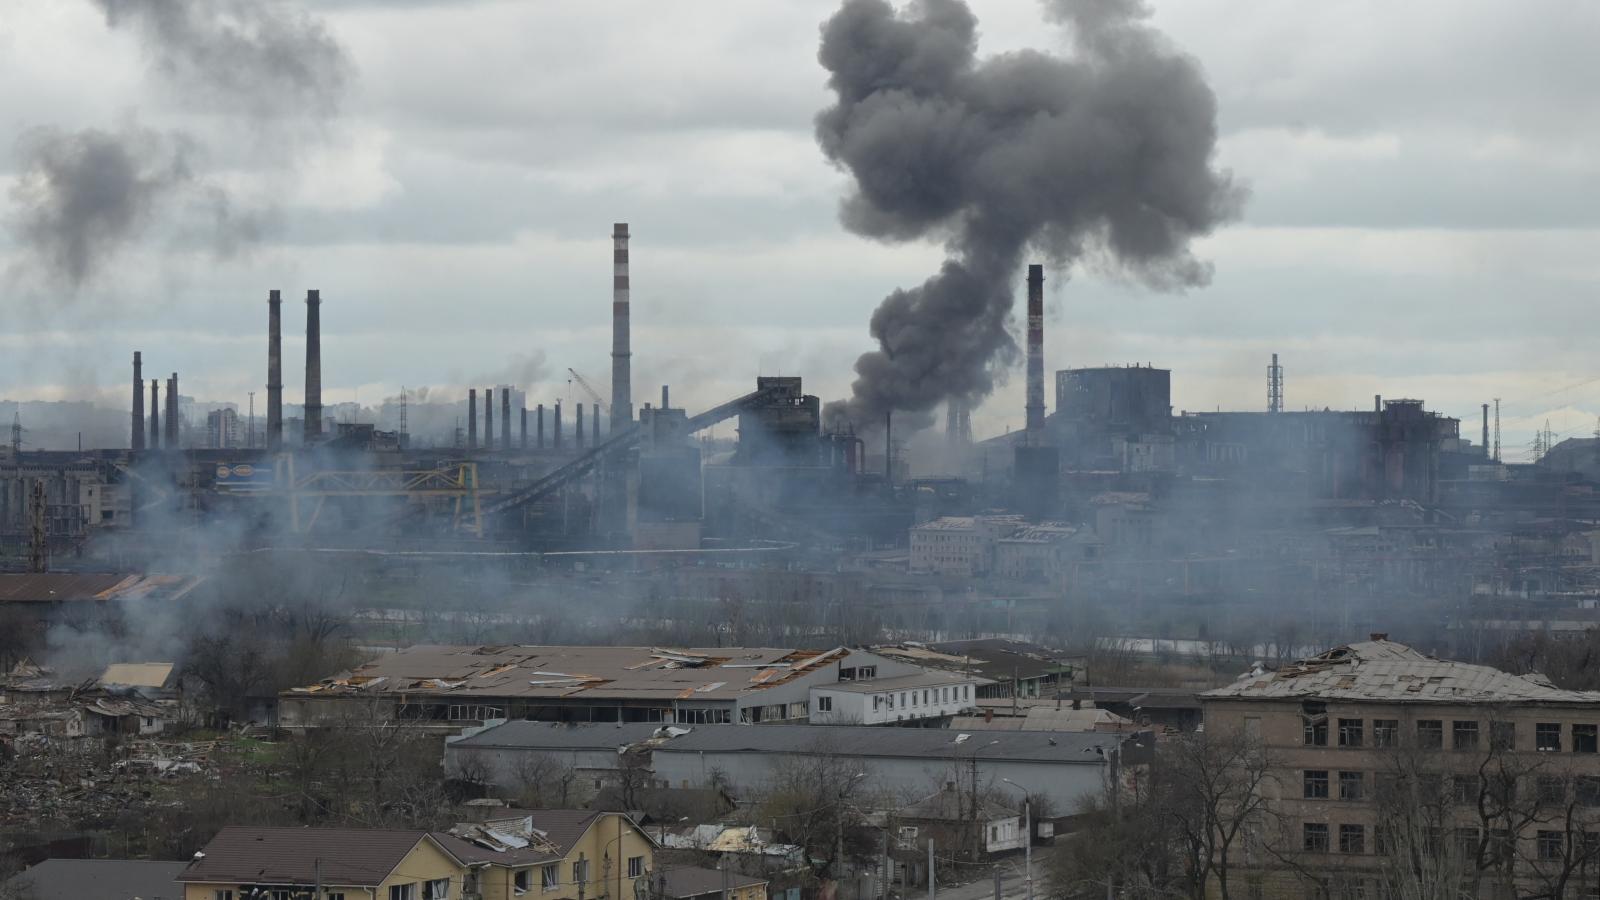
[515,870,530,894]
[1304,716,1329,746]
[573,860,589,885]
[1578,777,1600,807]
[1372,719,1398,747]
[1490,720,1515,751]
[1537,722,1562,752]
[1452,720,1479,751]
[1339,771,1364,801]
[423,879,450,900]
[1417,720,1443,749]
[1575,724,1598,753]
[541,865,558,891]
[1338,719,1363,748]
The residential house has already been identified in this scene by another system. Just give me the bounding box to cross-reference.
[178,827,465,900]
[896,789,1025,857]
[433,810,657,900]
[1200,636,1600,899]
[658,866,768,900]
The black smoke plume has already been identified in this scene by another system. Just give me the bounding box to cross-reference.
[816,0,1242,429]
[7,0,349,289]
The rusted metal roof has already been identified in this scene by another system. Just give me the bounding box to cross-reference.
[1203,640,1600,705]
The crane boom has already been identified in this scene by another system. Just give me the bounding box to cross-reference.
[566,368,607,414]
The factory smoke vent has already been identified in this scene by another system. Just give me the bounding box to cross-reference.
[468,389,478,450]
[816,0,1241,430]
[304,290,322,442]
[611,223,632,432]
[132,351,145,450]
[148,379,160,449]
[502,388,511,448]
[576,403,585,449]
[267,290,283,450]
[484,387,494,450]
[537,403,545,449]
[520,406,528,449]
[1025,264,1045,435]
[1268,353,1284,414]
[165,373,178,446]
[554,402,563,450]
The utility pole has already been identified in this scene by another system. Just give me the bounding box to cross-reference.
[926,839,935,900]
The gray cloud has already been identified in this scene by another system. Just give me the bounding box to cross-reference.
[816,0,1242,428]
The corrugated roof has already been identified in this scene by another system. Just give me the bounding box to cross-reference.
[6,859,188,900]
[661,866,767,899]
[100,662,176,689]
[651,724,1117,764]
[451,721,664,751]
[179,827,439,887]
[819,671,986,694]
[1203,640,1600,705]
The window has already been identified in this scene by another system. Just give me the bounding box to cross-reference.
[1338,719,1364,748]
[1339,771,1364,801]
[858,666,876,679]
[1537,722,1563,752]
[515,869,531,894]
[423,879,450,900]
[817,696,832,712]
[272,891,292,900]
[1539,830,1564,861]
[1452,774,1476,804]
[1454,828,1478,860]
[1372,719,1398,748]
[1304,823,1330,853]
[1417,720,1443,749]
[1304,770,1330,799]
[1452,720,1479,751]
[328,894,345,900]
[990,826,998,841]
[1576,724,1598,753]
[628,856,644,879]
[390,886,418,900]
[573,859,590,885]
[1490,720,1516,751]
[1579,777,1600,807]
[1540,775,1568,805]
[215,893,234,900]
[886,693,894,710]
[1305,717,1329,746]
[1339,824,1366,854]
[541,865,558,891]
[900,692,907,707]
[1375,825,1392,856]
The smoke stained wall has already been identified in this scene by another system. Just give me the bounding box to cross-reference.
[815,0,1242,430]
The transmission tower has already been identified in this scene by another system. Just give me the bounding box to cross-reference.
[1493,398,1501,463]
[1267,353,1284,414]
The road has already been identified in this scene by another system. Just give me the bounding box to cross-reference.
[909,866,1031,900]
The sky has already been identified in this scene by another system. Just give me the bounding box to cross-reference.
[2,0,1598,458]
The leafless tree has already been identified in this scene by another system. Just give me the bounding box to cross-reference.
[753,739,878,882]
[511,751,580,808]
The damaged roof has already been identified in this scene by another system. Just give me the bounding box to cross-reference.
[99,662,176,690]
[432,809,607,867]
[0,574,200,605]
[289,644,853,702]
[875,638,1078,683]
[1203,640,1600,705]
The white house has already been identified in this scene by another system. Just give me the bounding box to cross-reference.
[809,671,983,725]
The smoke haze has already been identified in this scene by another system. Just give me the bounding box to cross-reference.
[816,0,1243,428]
[6,0,350,289]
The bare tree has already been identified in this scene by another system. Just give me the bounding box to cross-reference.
[753,740,877,883]
[1159,728,1278,900]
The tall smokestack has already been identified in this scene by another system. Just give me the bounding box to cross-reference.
[1025,264,1045,436]
[502,389,511,448]
[304,290,322,442]
[576,403,585,449]
[537,404,545,449]
[520,406,528,449]
[661,385,669,410]
[149,380,160,449]
[267,290,283,450]
[468,389,478,449]
[611,223,632,432]
[1482,404,1491,458]
[166,374,178,447]
[592,408,599,445]
[484,388,494,450]
[554,402,563,450]
[132,351,145,450]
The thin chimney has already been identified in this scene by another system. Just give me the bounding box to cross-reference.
[661,385,669,410]
[501,389,511,448]
[537,404,545,449]
[1482,404,1491,457]
[484,388,494,450]
[468,389,478,449]
[576,403,585,449]
[1025,263,1045,436]
[592,408,599,445]
[554,402,563,450]
[304,290,322,442]
[166,374,178,447]
[149,380,161,449]
[611,223,632,432]
[267,290,283,450]
[132,351,145,450]
[520,406,528,450]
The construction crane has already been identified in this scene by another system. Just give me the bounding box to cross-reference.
[566,368,607,417]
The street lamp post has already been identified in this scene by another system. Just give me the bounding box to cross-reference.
[999,779,1033,900]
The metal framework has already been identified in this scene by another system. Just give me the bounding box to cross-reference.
[273,456,482,535]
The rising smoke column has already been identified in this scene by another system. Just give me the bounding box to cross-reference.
[816,0,1242,428]
[7,0,349,288]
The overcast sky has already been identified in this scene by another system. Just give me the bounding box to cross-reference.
[3,0,1598,458]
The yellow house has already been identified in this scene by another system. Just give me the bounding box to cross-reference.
[178,826,466,900]
[432,810,657,900]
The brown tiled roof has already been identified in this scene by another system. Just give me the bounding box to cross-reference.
[178,827,441,887]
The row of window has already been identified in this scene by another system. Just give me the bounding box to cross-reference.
[215,892,345,900]
[870,684,971,712]
[1304,717,1596,752]
[1303,769,1600,805]
[1303,822,1592,863]
[509,856,643,895]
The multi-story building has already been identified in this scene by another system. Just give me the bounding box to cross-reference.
[1201,637,1600,899]
[909,516,1021,576]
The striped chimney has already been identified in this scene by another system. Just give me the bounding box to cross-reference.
[610,223,632,431]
